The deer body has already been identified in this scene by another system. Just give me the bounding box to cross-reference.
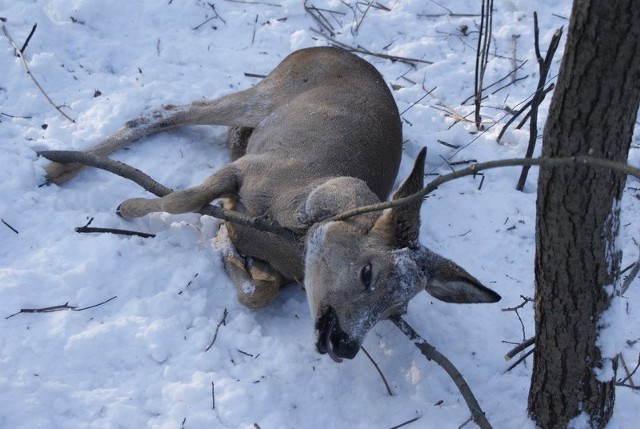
[45,47,500,362]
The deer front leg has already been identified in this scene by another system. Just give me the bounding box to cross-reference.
[215,224,283,308]
[117,164,240,218]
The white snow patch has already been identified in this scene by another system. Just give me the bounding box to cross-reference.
[1,0,638,428]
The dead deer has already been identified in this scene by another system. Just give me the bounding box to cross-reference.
[45,47,500,363]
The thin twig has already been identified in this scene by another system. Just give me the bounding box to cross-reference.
[309,29,432,65]
[75,295,118,311]
[473,0,493,130]
[437,140,461,149]
[352,1,373,35]
[501,295,533,312]
[618,353,640,385]
[1,111,33,119]
[389,415,421,429]
[462,60,529,104]
[496,83,555,143]
[400,86,436,116]
[1,218,19,234]
[5,296,117,319]
[304,1,336,36]
[418,13,480,18]
[615,383,640,390]
[504,337,535,361]
[391,316,493,429]
[75,226,155,238]
[75,220,156,238]
[361,346,393,396]
[515,16,563,191]
[225,0,281,6]
[504,348,534,373]
[502,295,532,340]
[19,23,37,54]
[619,245,640,296]
[459,417,474,429]
[2,24,75,123]
[205,308,229,352]
[212,381,216,409]
[251,14,258,45]
[6,302,77,319]
[490,74,529,95]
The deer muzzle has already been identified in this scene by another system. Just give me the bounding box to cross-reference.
[315,306,360,363]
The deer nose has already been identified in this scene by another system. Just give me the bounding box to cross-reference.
[315,306,361,362]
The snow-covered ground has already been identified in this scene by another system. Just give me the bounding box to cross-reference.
[1,1,638,428]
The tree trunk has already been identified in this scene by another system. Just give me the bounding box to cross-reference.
[528,1,640,428]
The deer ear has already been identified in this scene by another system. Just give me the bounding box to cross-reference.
[423,248,501,303]
[372,147,426,248]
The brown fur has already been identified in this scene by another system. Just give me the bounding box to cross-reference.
[45,47,500,361]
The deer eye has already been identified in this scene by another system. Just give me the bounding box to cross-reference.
[360,263,373,290]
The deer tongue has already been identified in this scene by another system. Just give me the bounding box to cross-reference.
[325,317,343,363]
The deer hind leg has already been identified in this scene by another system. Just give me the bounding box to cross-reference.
[45,83,271,184]
[215,224,283,309]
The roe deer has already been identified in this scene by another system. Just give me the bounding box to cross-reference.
[45,47,500,363]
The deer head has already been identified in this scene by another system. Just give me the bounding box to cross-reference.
[304,148,501,362]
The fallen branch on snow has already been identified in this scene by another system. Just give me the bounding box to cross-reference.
[2,23,75,123]
[76,217,155,238]
[391,315,493,429]
[5,296,117,319]
[37,150,300,243]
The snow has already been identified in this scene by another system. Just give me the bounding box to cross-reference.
[1,1,639,428]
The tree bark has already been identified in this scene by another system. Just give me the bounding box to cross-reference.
[529,1,640,428]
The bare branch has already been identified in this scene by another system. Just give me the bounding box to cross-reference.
[502,295,533,340]
[361,346,393,396]
[304,1,337,36]
[38,152,640,247]
[37,150,300,242]
[39,150,173,195]
[391,316,493,429]
[2,24,75,123]
[5,296,117,319]
[496,83,555,143]
[618,353,638,387]
[619,245,640,296]
[1,218,19,234]
[389,415,421,429]
[75,296,118,311]
[615,383,640,390]
[474,0,493,130]
[19,23,37,54]
[330,156,640,222]
[205,308,229,352]
[308,28,433,65]
[504,337,535,361]
[76,225,156,238]
[504,348,534,373]
[515,18,563,191]
[211,381,216,409]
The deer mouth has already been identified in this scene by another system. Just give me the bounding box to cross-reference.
[315,306,360,363]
